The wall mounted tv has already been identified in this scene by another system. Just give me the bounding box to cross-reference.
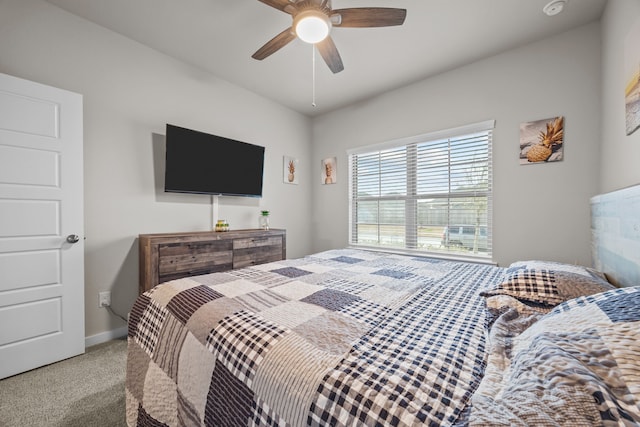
[164,124,265,197]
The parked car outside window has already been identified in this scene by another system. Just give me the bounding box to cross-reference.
[441,225,488,251]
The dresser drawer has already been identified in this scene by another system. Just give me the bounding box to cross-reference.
[233,236,282,250]
[233,236,283,269]
[158,241,232,275]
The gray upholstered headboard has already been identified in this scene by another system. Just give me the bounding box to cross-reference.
[591,184,640,287]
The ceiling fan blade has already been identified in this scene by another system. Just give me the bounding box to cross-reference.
[316,36,344,74]
[332,8,407,27]
[257,0,294,13]
[252,27,296,60]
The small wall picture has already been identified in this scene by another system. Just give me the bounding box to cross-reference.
[625,17,640,135]
[321,157,336,184]
[284,156,298,184]
[519,116,564,165]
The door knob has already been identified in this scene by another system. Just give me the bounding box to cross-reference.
[66,234,80,244]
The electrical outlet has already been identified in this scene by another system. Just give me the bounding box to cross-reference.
[99,291,111,308]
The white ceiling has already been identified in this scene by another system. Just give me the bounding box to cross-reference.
[45,0,607,117]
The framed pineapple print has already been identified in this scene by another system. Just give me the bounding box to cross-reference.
[284,156,298,184]
[321,157,336,184]
[519,116,564,165]
[625,17,640,136]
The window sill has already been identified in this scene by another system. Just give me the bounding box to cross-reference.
[348,244,497,266]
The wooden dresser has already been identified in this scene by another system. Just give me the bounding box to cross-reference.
[138,229,286,294]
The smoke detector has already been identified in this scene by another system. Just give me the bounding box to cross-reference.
[543,0,567,16]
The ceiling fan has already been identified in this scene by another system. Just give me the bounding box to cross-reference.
[252,0,407,73]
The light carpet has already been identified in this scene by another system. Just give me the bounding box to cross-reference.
[0,338,127,427]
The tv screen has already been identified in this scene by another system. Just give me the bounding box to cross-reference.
[164,124,265,197]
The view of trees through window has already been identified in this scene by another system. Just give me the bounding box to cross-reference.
[349,126,492,259]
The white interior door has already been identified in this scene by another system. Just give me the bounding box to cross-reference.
[0,73,84,379]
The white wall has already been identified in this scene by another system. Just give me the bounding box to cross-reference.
[311,23,602,268]
[600,0,640,192]
[0,0,313,339]
[1,0,626,341]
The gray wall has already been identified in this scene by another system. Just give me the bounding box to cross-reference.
[3,0,637,341]
[0,0,313,340]
[311,22,603,268]
[600,0,640,192]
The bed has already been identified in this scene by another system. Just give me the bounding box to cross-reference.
[126,188,640,427]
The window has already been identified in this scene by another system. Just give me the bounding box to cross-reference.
[348,120,494,260]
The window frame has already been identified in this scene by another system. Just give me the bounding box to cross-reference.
[347,120,495,262]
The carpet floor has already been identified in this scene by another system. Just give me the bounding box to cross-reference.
[0,338,127,427]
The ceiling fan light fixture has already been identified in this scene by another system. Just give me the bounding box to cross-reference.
[253,1,407,74]
[294,10,331,44]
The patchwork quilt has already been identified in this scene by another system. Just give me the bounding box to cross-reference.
[126,248,504,426]
[470,287,640,426]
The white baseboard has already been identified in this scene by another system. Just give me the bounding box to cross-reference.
[85,326,128,348]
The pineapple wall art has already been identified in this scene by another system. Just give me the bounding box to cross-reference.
[283,156,298,184]
[624,17,640,136]
[322,157,337,184]
[519,116,564,165]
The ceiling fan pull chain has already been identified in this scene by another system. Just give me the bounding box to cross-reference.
[312,45,317,107]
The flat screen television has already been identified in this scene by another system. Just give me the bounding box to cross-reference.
[164,124,265,197]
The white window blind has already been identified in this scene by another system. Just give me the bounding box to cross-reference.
[348,120,494,260]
